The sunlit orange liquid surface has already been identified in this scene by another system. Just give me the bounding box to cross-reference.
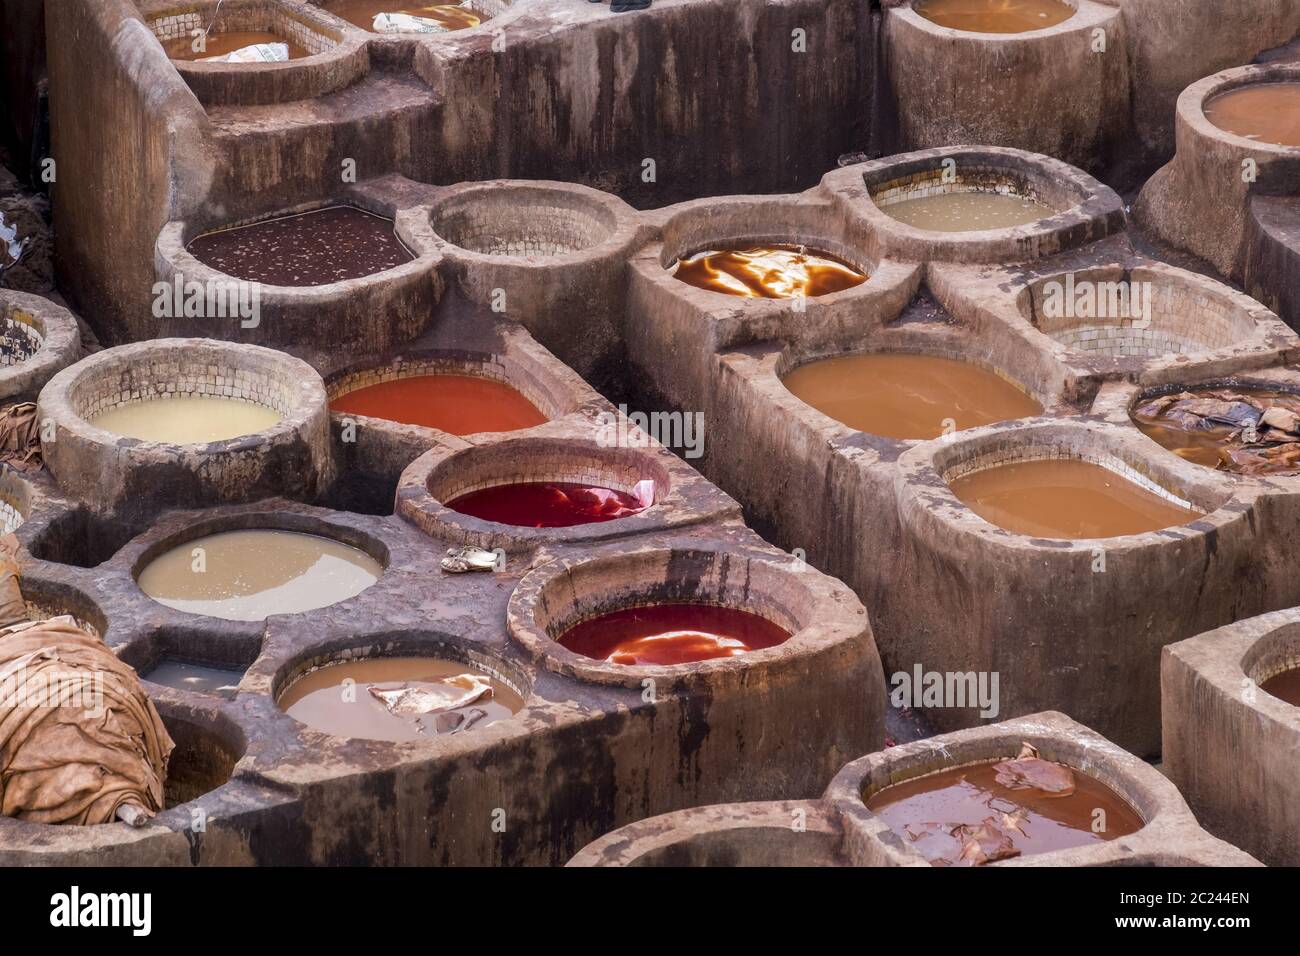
[949,459,1201,538]
[162,30,309,60]
[1204,83,1300,148]
[326,0,484,31]
[866,761,1142,866]
[330,374,547,435]
[782,353,1042,439]
[671,245,868,299]
[558,604,791,666]
[914,0,1076,33]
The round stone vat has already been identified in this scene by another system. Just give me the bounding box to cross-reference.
[154,200,441,354]
[0,290,82,402]
[120,625,262,700]
[131,512,388,622]
[887,420,1245,755]
[0,468,32,535]
[38,339,333,520]
[16,577,110,642]
[159,707,245,809]
[825,146,1126,263]
[141,0,368,106]
[1163,609,1300,866]
[273,634,530,743]
[882,1,1128,172]
[1136,62,1300,282]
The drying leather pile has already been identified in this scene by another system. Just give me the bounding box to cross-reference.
[1133,388,1300,476]
[0,536,173,825]
[0,402,42,470]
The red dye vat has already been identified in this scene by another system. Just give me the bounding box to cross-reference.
[445,479,654,527]
[330,374,547,435]
[558,603,792,665]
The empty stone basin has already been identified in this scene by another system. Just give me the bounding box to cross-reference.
[0,291,82,403]
[669,244,868,299]
[137,527,384,621]
[321,0,492,33]
[160,712,243,809]
[913,0,1075,34]
[781,351,1042,439]
[0,305,44,366]
[0,470,31,535]
[1204,81,1300,148]
[431,185,618,258]
[146,1,340,61]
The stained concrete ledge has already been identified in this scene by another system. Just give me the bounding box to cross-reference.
[1162,609,1300,867]
[1244,194,1300,335]
[0,289,83,403]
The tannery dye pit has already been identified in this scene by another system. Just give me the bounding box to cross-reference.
[1203,83,1300,148]
[1260,668,1300,707]
[670,246,867,299]
[913,0,1076,35]
[324,1,487,32]
[445,480,654,527]
[879,191,1056,232]
[89,396,283,444]
[161,31,310,61]
[557,603,792,666]
[330,374,547,434]
[1132,387,1300,476]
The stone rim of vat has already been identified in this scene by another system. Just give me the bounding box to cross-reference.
[824,710,1259,867]
[397,432,741,552]
[1186,62,1300,157]
[823,145,1126,264]
[900,417,1241,546]
[154,198,443,352]
[38,338,334,519]
[1013,259,1298,379]
[139,0,370,107]
[0,290,83,404]
[506,543,878,691]
[0,468,34,536]
[893,0,1093,40]
[1162,609,1300,866]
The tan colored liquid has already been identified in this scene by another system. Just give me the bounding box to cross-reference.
[671,246,868,299]
[1131,388,1300,476]
[914,0,1076,33]
[138,529,382,621]
[782,353,1042,439]
[162,30,309,61]
[326,1,484,31]
[279,657,523,741]
[1204,83,1300,148]
[89,396,283,444]
[882,191,1054,232]
[949,458,1201,538]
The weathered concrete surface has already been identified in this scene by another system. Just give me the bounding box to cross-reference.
[0,0,47,180]
[1244,194,1300,335]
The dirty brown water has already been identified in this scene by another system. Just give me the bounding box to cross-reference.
[1204,82,1300,148]
[949,458,1201,538]
[558,603,792,666]
[330,374,547,434]
[144,660,245,698]
[881,191,1055,232]
[89,396,282,443]
[1261,668,1300,707]
[782,353,1042,439]
[162,30,309,61]
[138,529,382,621]
[326,0,485,31]
[670,245,868,299]
[914,0,1075,33]
[1131,387,1300,475]
[279,657,522,741]
[866,760,1143,866]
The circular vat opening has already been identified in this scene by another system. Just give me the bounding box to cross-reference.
[134,516,387,622]
[119,627,262,700]
[318,0,497,33]
[861,746,1144,866]
[938,436,1219,539]
[1243,622,1300,710]
[779,347,1042,440]
[430,185,618,258]
[667,243,868,300]
[1203,80,1300,149]
[1020,267,1261,361]
[186,204,415,286]
[1,303,46,369]
[0,468,32,534]
[18,579,110,641]
[273,636,529,742]
[147,1,342,62]
[1130,379,1300,477]
[428,441,666,529]
[158,710,244,809]
[867,161,1068,233]
[60,340,311,445]
[327,352,556,435]
[912,0,1076,34]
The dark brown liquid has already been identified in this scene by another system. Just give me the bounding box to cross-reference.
[279,657,523,742]
[326,1,485,31]
[330,374,547,434]
[1132,388,1300,476]
[949,459,1201,538]
[186,206,415,286]
[1204,83,1300,148]
[162,30,309,61]
[558,604,791,666]
[671,245,867,299]
[866,760,1143,866]
[782,353,1042,439]
[1261,668,1300,707]
[914,0,1075,33]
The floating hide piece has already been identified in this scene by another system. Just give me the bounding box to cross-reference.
[203,42,290,63]
[367,673,494,717]
[1132,388,1300,476]
[0,613,174,826]
[0,403,42,471]
[992,742,1077,796]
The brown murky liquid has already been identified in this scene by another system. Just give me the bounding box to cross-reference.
[144,660,244,699]
[1131,388,1300,476]
[866,760,1143,866]
[882,191,1055,232]
[162,30,309,61]
[670,245,868,299]
[1204,83,1300,148]
[279,657,523,741]
[187,206,415,286]
[914,0,1075,33]
[138,529,382,621]
[326,1,485,31]
[330,374,547,434]
[1261,668,1300,707]
[949,459,1201,538]
[782,353,1042,439]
